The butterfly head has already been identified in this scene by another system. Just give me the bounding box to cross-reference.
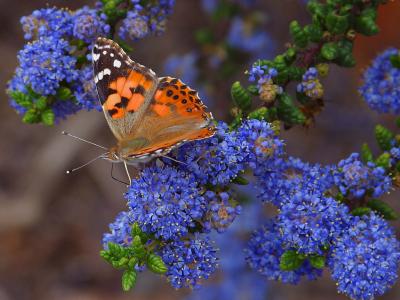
[105,147,122,162]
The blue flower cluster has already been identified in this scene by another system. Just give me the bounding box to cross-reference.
[329,213,400,300]
[248,65,282,103]
[334,153,391,198]
[103,119,283,289]
[359,48,400,114]
[8,1,176,123]
[297,67,324,99]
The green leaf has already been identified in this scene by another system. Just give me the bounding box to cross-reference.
[325,12,349,34]
[9,90,32,108]
[147,254,168,274]
[41,109,55,126]
[132,236,146,258]
[355,8,379,36]
[321,42,338,61]
[22,109,40,124]
[280,250,305,271]
[128,257,138,269]
[57,87,73,100]
[289,21,308,48]
[309,255,325,269]
[304,23,323,42]
[361,143,373,162]
[367,199,398,220]
[231,81,251,112]
[100,250,112,263]
[247,85,259,96]
[108,242,126,259]
[375,124,394,151]
[35,96,48,110]
[248,107,272,121]
[351,207,372,217]
[390,54,400,69]
[276,93,306,126]
[375,152,390,169]
[232,175,249,185]
[195,29,214,44]
[122,269,137,291]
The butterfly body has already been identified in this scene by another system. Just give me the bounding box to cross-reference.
[92,37,216,164]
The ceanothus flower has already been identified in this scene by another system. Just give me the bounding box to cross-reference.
[119,11,150,41]
[204,191,242,233]
[126,166,206,241]
[176,122,251,185]
[20,8,73,40]
[334,153,391,198]
[245,220,323,284]
[329,213,400,300]
[297,67,324,99]
[102,211,133,248]
[248,66,282,103]
[17,36,78,96]
[278,191,350,254]
[160,236,218,289]
[359,48,400,114]
[72,6,110,44]
[73,66,101,111]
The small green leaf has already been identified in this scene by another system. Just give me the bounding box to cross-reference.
[351,207,372,217]
[367,199,398,220]
[232,175,249,185]
[247,85,259,96]
[375,124,394,151]
[355,8,379,36]
[41,109,55,126]
[231,81,251,112]
[325,12,349,34]
[147,254,168,274]
[122,269,137,291]
[23,109,40,124]
[280,250,305,271]
[289,20,308,48]
[128,257,138,269]
[375,152,390,169]
[9,90,32,108]
[361,143,373,162]
[390,54,400,69]
[321,42,338,61]
[132,236,146,258]
[57,87,73,100]
[35,96,48,110]
[276,93,306,126]
[108,242,126,259]
[309,255,325,269]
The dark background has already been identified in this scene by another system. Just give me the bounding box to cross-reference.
[0,1,400,299]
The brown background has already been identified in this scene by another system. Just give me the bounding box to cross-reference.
[0,1,399,299]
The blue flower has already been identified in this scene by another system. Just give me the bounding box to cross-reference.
[227,17,275,59]
[278,191,350,254]
[20,8,73,40]
[329,213,400,300]
[164,52,199,86]
[334,153,391,198]
[297,67,323,99]
[204,191,242,233]
[248,66,282,102]
[245,220,323,284]
[159,236,218,289]
[52,99,81,122]
[7,71,29,115]
[72,6,110,44]
[17,36,78,96]
[73,66,101,111]
[126,166,206,241]
[102,211,133,248]
[176,122,251,185]
[359,48,400,114]
[119,11,150,41]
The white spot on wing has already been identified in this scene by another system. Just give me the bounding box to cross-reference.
[103,68,111,76]
[98,71,104,80]
[102,50,107,55]
[110,53,114,57]
[113,59,122,68]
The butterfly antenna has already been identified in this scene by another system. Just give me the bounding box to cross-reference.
[66,153,107,174]
[160,155,188,166]
[61,131,108,150]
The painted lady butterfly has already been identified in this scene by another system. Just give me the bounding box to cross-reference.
[92,37,216,168]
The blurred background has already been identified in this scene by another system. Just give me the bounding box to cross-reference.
[1,0,400,299]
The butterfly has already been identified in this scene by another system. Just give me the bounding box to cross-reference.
[91,37,216,177]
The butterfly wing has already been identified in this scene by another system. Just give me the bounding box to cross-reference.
[118,77,216,160]
[92,37,158,141]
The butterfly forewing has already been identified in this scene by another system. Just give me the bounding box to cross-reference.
[92,37,158,140]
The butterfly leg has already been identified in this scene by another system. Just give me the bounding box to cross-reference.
[110,163,129,185]
[124,161,132,185]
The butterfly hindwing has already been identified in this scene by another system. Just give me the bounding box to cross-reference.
[117,77,216,159]
[92,37,158,140]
